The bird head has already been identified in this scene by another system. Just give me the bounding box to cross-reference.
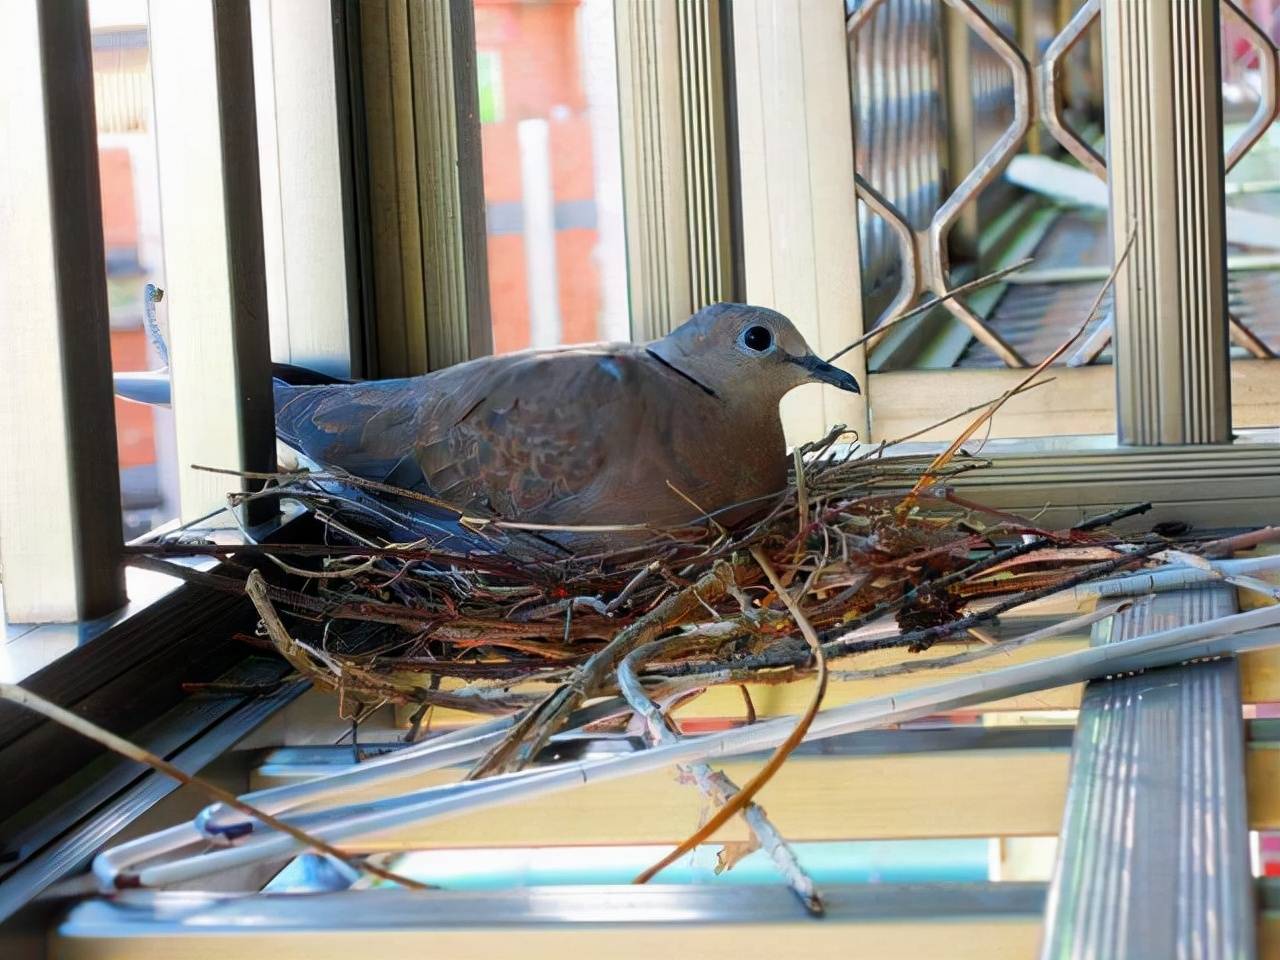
[646,303,861,402]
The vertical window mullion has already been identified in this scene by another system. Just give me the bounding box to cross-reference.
[615,0,734,341]
[356,0,491,376]
[730,0,868,445]
[149,0,276,522]
[250,0,357,379]
[1101,0,1232,445]
[0,0,126,623]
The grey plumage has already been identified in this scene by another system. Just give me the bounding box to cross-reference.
[273,303,859,545]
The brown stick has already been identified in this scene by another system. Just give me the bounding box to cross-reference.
[634,546,828,883]
[825,257,1035,364]
[1201,526,1280,558]
[0,682,426,890]
[466,559,750,779]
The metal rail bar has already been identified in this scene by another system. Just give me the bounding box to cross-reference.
[53,882,1048,956]
[0,669,304,923]
[91,604,1280,890]
[1041,587,1255,958]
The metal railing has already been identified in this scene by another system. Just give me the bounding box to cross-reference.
[847,0,1280,370]
[849,0,1035,366]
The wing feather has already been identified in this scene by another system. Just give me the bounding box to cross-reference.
[274,378,426,485]
[420,353,628,516]
[274,349,640,520]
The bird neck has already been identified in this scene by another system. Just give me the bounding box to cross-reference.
[643,345,719,399]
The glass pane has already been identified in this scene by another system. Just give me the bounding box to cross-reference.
[474,0,629,353]
[1222,1,1280,431]
[90,0,179,538]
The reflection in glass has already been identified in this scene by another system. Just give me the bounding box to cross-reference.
[474,0,629,353]
[90,0,178,537]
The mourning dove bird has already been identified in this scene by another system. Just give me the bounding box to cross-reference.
[272,303,858,542]
[114,302,859,547]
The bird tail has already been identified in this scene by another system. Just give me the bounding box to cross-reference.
[113,363,347,408]
[115,281,358,406]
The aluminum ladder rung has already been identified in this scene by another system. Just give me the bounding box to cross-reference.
[1041,587,1254,959]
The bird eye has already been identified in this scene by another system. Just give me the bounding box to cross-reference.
[742,325,773,352]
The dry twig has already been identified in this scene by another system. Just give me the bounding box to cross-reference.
[0,682,426,890]
[633,546,828,884]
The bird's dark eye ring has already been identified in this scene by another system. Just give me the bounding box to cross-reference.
[742,325,773,352]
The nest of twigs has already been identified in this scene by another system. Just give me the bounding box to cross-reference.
[127,250,1176,757]
[126,419,1252,902]
[132,425,1172,741]
[100,254,1278,907]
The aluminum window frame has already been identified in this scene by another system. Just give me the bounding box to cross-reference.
[726,0,1280,520]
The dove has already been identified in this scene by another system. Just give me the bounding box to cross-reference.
[114,302,859,547]
[271,303,859,543]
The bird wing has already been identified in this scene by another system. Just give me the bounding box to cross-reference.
[274,349,646,520]
[417,350,633,517]
[274,377,430,487]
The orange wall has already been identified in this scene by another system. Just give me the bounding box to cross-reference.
[110,328,155,469]
[475,0,586,118]
[98,147,138,250]
[475,0,603,353]
[99,144,155,471]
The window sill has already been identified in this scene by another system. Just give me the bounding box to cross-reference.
[1,503,305,685]
[848,428,1280,530]
[0,504,305,826]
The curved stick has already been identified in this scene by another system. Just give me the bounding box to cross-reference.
[634,547,828,884]
[617,635,824,914]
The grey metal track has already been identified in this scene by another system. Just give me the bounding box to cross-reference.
[57,881,1048,935]
[0,672,306,923]
[252,723,1079,774]
[1040,586,1255,960]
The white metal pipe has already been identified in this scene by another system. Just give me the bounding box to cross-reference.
[195,619,905,837]
[91,718,518,890]
[518,118,561,347]
[1073,555,1280,600]
[196,715,513,836]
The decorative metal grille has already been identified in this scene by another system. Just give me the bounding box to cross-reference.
[847,0,1280,368]
[850,0,946,320]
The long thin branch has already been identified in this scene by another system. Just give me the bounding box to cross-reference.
[826,257,1035,364]
[0,682,426,891]
[829,540,1166,657]
[640,604,1130,700]
[908,226,1137,499]
[1201,526,1280,557]
[617,636,824,914]
[807,502,1151,654]
[634,547,828,884]
[655,538,1167,683]
[828,598,1133,681]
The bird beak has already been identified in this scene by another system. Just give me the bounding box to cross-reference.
[790,354,861,394]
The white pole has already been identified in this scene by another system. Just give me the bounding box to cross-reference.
[96,604,1280,889]
[518,118,562,348]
